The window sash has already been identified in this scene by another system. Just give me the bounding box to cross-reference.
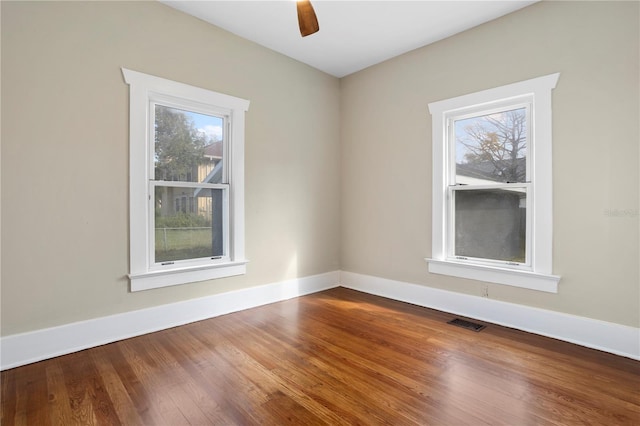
[447,101,532,186]
[447,183,532,269]
[149,99,229,185]
[149,182,230,270]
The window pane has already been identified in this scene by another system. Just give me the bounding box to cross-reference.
[454,188,526,263]
[154,104,224,183]
[154,186,224,262]
[454,107,527,183]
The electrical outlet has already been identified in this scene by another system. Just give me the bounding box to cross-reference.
[482,285,489,298]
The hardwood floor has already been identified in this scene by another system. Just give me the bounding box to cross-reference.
[2,287,639,425]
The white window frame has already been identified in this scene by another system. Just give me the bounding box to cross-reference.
[122,68,250,291]
[426,73,561,293]
[447,102,532,269]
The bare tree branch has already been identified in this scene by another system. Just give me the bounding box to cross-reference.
[456,108,527,182]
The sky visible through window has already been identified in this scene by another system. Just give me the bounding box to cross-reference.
[185,110,223,143]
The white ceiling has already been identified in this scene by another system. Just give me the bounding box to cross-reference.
[161,1,537,78]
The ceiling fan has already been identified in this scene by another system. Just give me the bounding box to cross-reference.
[297,0,319,37]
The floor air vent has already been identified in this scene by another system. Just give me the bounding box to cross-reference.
[447,318,486,332]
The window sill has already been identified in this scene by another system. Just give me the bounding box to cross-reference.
[129,260,249,292]
[425,258,560,293]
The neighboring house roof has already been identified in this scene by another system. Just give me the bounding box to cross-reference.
[457,157,526,182]
[204,141,222,160]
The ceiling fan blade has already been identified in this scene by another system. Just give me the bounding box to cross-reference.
[297,0,319,37]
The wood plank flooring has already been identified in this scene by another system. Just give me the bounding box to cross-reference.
[2,287,639,425]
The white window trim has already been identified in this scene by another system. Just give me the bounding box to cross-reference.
[122,68,250,291]
[426,73,561,293]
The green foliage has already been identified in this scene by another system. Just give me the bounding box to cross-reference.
[154,227,213,262]
[154,105,208,181]
[155,212,211,228]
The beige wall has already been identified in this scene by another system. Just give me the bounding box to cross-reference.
[1,1,341,335]
[341,1,639,327]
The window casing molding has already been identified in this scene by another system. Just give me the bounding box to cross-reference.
[426,73,561,293]
[122,68,250,291]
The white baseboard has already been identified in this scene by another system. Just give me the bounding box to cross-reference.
[0,271,340,370]
[340,271,640,360]
[3,270,637,370]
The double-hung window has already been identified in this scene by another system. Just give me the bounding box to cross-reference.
[123,69,250,291]
[427,74,561,292]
